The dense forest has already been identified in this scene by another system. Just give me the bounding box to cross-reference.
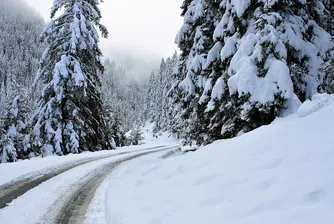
[0,0,149,162]
[146,0,334,145]
[0,0,333,162]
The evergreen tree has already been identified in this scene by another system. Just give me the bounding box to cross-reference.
[33,0,111,156]
[1,93,33,160]
[0,129,17,163]
[130,125,144,146]
[319,57,334,94]
[320,0,334,36]
[209,0,333,139]
[145,54,179,136]
[166,0,333,145]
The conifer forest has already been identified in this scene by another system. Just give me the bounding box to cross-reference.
[0,1,333,222]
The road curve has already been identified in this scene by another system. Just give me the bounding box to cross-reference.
[0,145,167,209]
[53,146,180,224]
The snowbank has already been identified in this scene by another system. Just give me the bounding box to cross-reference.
[106,96,334,223]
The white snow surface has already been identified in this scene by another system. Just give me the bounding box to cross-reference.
[104,96,334,224]
[297,93,334,118]
[0,148,173,224]
[141,121,180,146]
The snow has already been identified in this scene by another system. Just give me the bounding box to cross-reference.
[141,121,180,146]
[229,57,293,104]
[211,77,225,100]
[280,94,302,117]
[104,96,334,224]
[220,34,238,61]
[204,42,222,69]
[205,77,225,111]
[7,125,16,139]
[0,148,172,224]
[232,0,251,18]
[297,93,334,118]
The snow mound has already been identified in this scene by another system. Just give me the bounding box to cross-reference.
[297,93,334,118]
[106,97,334,224]
[181,145,199,152]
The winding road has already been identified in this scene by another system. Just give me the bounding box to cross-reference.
[0,145,180,224]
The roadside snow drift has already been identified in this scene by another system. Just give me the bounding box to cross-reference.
[106,95,334,224]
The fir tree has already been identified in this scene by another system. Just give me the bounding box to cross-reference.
[167,0,333,145]
[2,93,33,160]
[0,129,17,163]
[33,0,111,156]
[130,125,144,146]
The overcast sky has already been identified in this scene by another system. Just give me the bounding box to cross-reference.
[25,0,183,58]
[25,0,183,82]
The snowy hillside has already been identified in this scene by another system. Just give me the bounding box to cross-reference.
[104,94,334,224]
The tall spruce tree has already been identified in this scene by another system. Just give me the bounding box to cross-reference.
[168,0,333,145]
[174,0,205,143]
[33,0,111,156]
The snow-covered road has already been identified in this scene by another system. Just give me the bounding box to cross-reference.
[0,145,166,209]
[0,145,180,224]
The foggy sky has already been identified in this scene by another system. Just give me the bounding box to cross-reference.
[25,0,183,58]
[25,0,183,82]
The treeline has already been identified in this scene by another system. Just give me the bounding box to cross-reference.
[146,0,334,145]
[0,0,44,117]
[0,0,45,162]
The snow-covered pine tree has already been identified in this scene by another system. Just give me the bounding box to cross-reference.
[201,0,333,140]
[160,58,171,132]
[318,0,334,94]
[145,54,180,136]
[0,129,16,163]
[152,58,167,133]
[162,53,179,131]
[173,0,206,143]
[2,93,33,160]
[319,0,334,36]
[130,125,144,146]
[33,0,111,156]
[173,0,224,144]
[144,70,157,121]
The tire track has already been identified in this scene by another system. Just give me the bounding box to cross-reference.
[53,146,180,224]
[0,145,166,209]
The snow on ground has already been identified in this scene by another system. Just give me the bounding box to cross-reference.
[84,149,170,224]
[0,148,172,224]
[141,121,180,145]
[0,144,164,186]
[104,94,334,224]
